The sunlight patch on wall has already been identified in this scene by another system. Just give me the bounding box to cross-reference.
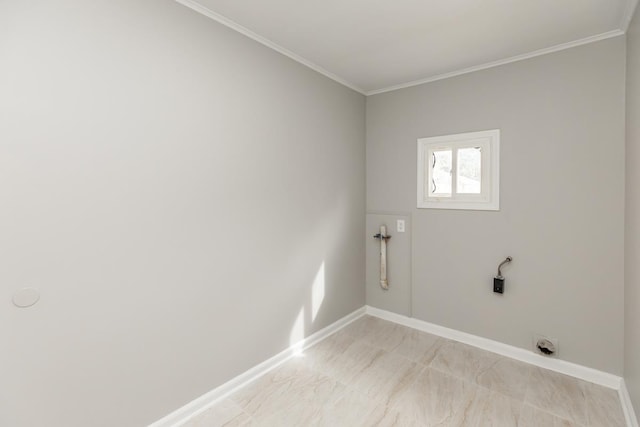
[289,307,305,355]
[312,262,325,322]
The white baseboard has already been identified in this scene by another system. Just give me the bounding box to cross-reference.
[365,306,622,390]
[150,304,638,427]
[367,306,640,427]
[149,306,367,427]
[620,379,640,427]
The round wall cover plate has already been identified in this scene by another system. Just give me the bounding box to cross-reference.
[12,288,40,308]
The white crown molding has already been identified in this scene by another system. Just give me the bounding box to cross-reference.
[148,306,366,427]
[620,379,640,427]
[174,0,366,95]
[176,1,628,97]
[365,306,623,390]
[622,0,640,32]
[366,29,625,96]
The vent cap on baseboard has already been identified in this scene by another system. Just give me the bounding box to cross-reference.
[534,334,558,358]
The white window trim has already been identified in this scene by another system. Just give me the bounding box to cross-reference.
[417,129,500,211]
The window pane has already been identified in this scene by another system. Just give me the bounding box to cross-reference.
[431,150,452,195]
[457,147,481,194]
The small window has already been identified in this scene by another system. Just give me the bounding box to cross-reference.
[417,129,500,210]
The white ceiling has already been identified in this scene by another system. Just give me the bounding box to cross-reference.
[178,0,638,95]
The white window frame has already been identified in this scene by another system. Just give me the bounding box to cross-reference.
[417,129,500,211]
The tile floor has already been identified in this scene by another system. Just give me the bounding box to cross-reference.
[186,316,626,427]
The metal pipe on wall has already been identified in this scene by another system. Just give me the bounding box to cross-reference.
[374,225,391,290]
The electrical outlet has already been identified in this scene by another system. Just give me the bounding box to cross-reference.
[533,334,559,358]
[397,219,405,232]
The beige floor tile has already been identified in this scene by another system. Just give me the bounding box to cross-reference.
[306,329,356,359]
[253,401,323,427]
[517,404,581,427]
[349,351,424,406]
[311,339,386,385]
[312,388,393,427]
[475,355,532,400]
[230,359,344,419]
[389,367,477,426]
[374,408,429,427]
[455,388,522,427]
[430,341,496,383]
[343,316,407,351]
[341,315,388,338]
[388,328,447,366]
[301,329,356,370]
[584,382,626,427]
[524,367,588,425]
[186,399,253,427]
[197,318,627,427]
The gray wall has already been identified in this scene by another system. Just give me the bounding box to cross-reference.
[626,5,640,414]
[366,37,626,374]
[0,1,365,426]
